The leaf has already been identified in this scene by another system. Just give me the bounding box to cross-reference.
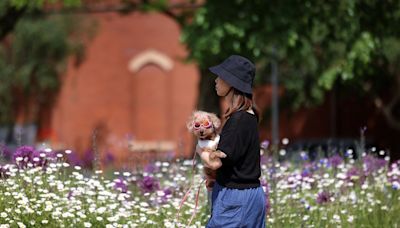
[318,66,341,90]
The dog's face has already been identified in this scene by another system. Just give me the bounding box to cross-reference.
[187,111,221,140]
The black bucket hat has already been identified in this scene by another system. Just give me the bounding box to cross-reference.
[209,55,256,96]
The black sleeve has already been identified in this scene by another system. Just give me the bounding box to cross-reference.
[217,114,244,165]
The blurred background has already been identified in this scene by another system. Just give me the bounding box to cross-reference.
[1,0,400,169]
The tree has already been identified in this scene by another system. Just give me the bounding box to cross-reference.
[0,49,14,125]
[140,1,400,130]
[11,16,93,123]
[0,0,92,130]
[0,0,81,39]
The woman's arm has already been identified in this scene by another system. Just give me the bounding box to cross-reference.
[199,148,226,170]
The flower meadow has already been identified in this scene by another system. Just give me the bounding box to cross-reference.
[1,144,400,227]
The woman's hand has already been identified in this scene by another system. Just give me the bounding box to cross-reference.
[200,148,226,170]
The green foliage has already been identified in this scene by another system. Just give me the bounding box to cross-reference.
[12,17,69,95]
[0,13,94,124]
[138,0,168,12]
[0,0,89,124]
[0,48,14,124]
[0,0,82,40]
[181,0,400,110]
[9,0,81,10]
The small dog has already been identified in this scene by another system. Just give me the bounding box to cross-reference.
[186,110,221,190]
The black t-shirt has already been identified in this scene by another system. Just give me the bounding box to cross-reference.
[216,110,261,189]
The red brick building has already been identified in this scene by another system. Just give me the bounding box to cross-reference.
[49,11,199,166]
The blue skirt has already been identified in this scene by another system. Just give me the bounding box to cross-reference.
[206,182,266,228]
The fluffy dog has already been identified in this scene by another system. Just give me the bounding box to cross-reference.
[186,110,221,190]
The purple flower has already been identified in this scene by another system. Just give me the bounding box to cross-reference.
[328,155,343,168]
[301,168,312,178]
[138,176,160,193]
[363,155,387,175]
[319,158,328,166]
[261,140,270,150]
[0,144,12,161]
[261,155,273,166]
[300,152,309,161]
[163,187,172,196]
[13,146,41,168]
[66,151,83,167]
[267,167,277,180]
[166,151,176,161]
[67,190,74,200]
[102,151,115,166]
[376,159,388,169]
[346,167,365,184]
[304,161,318,170]
[144,163,159,173]
[316,191,331,204]
[387,164,400,185]
[41,150,58,161]
[159,187,173,204]
[82,149,94,169]
[114,178,128,193]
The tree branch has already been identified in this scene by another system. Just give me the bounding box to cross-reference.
[382,94,400,130]
[42,0,202,26]
[0,6,26,40]
[375,75,400,131]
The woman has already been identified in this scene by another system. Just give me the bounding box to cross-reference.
[200,55,266,227]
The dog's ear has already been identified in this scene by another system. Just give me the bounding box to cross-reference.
[209,113,221,130]
[186,112,196,132]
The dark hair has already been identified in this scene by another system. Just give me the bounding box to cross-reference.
[224,88,261,123]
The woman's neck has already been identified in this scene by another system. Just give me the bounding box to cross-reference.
[224,91,236,109]
[225,93,252,111]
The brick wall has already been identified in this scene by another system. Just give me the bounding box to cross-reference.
[50,12,199,167]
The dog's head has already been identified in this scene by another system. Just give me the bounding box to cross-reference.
[186,111,221,140]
